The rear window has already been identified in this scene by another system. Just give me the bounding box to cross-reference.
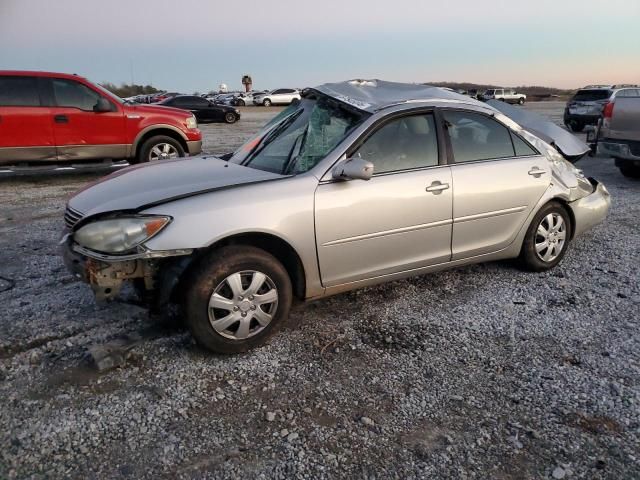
[0,76,40,106]
[572,89,612,101]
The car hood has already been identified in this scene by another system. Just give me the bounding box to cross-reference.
[487,100,590,162]
[68,156,283,218]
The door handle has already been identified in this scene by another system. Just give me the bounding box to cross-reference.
[54,114,68,124]
[528,167,547,177]
[426,181,450,194]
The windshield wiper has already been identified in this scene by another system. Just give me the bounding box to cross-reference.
[282,128,308,174]
[243,109,303,166]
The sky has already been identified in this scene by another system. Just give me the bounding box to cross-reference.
[1,0,638,92]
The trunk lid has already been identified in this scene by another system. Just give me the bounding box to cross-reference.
[487,100,591,162]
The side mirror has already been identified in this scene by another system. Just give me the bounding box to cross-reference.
[94,97,112,112]
[332,156,374,181]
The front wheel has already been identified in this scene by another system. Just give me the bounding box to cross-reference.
[237,99,245,106]
[183,245,292,354]
[518,97,525,105]
[519,202,572,272]
[224,112,238,124]
[137,135,185,163]
[263,98,272,107]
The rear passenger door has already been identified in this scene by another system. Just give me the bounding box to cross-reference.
[441,109,550,260]
[0,75,56,163]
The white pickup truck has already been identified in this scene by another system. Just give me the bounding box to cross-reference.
[591,88,640,178]
[479,88,526,105]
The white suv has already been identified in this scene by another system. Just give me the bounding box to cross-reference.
[253,88,301,106]
[480,88,526,105]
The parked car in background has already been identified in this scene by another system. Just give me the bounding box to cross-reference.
[158,95,240,124]
[151,92,180,103]
[61,79,609,354]
[0,70,201,165]
[232,91,261,106]
[479,88,526,104]
[591,87,640,178]
[565,85,639,132]
[467,89,479,99]
[253,88,301,106]
[212,93,237,106]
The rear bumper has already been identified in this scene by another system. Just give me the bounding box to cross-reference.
[563,112,600,125]
[568,178,611,238]
[598,141,640,162]
[186,140,202,156]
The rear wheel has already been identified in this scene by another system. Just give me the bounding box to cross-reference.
[619,165,640,179]
[566,120,584,132]
[237,99,245,106]
[519,202,572,272]
[183,245,292,354]
[224,112,238,124]
[518,97,525,105]
[263,98,272,107]
[137,135,185,163]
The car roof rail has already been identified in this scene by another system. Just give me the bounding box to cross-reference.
[582,84,612,89]
[612,84,639,89]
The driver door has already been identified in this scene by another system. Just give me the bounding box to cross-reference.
[48,77,126,161]
[314,112,453,287]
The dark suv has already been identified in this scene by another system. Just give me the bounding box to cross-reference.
[0,71,202,166]
[564,85,638,132]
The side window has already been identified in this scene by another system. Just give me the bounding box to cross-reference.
[193,97,210,107]
[0,76,40,106]
[52,79,102,111]
[353,113,439,174]
[443,110,515,162]
[511,132,538,156]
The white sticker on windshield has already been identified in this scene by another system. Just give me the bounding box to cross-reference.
[332,94,372,111]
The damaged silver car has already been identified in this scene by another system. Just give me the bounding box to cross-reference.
[61,80,611,354]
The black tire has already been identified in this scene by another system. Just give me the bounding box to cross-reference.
[263,98,272,107]
[224,112,238,124]
[183,245,293,354]
[619,166,640,179]
[566,120,584,133]
[137,135,185,164]
[519,202,572,272]
[518,97,525,105]
[238,99,245,106]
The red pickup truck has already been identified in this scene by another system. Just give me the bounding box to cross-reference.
[0,71,202,166]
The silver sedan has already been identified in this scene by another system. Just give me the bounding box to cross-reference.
[61,80,610,354]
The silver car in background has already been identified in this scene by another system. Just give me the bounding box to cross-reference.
[61,80,610,354]
[593,87,640,178]
[253,88,301,106]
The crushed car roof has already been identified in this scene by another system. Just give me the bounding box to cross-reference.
[311,79,480,112]
[312,79,590,162]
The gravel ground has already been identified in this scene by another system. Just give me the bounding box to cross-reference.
[0,102,638,479]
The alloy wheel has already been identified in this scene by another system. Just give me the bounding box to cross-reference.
[149,143,179,161]
[208,270,278,340]
[535,213,567,262]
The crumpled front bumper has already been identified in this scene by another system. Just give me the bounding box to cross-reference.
[61,235,148,301]
[568,178,611,238]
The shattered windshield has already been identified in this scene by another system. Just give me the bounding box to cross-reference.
[229,95,369,175]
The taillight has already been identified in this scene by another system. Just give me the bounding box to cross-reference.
[603,101,615,119]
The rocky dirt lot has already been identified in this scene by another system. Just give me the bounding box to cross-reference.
[0,103,638,479]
